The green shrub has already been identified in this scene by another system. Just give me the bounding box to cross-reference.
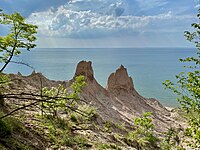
[74,135,89,148]
[96,143,121,150]
[0,119,12,137]
[125,112,158,149]
[70,113,78,123]
[0,111,23,137]
[96,143,110,150]
[163,9,200,148]
[103,121,113,133]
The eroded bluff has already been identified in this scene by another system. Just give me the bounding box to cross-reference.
[8,61,182,131]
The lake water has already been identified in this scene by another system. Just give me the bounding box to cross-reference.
[4,48,196,107]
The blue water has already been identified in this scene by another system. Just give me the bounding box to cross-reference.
[4,48,196,107]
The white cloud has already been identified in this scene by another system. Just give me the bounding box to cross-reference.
[27,0,195,38]
[67,0,125,16]
[195,4,200,9]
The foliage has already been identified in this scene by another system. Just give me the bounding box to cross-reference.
[0,10,37,72]
[0,10,37,109]
[159,128,185,150]
[163,9,200,148]
[38,109,92,149]
[0,74,10,86]
[70,75,87,99]
[41,75,86,118]
[103,121,113,133]
[0,74,10,106]
[0,111,23,138]
[115,122,126,131]
[0,118,12,137]
[125,112,158,149]
[96,143,122,150]
[36,76,99,148]
[0,111,31,150]
[41,84,69,117]
[70,104,98,125]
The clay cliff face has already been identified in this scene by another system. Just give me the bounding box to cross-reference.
[107,65,134,94]
[74,61,94,81]
[73,61,176,131]
[8,60,180,131]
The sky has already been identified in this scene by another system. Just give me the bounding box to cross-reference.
[0,0,199,48]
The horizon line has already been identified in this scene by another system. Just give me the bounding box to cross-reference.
[34,46,195,49]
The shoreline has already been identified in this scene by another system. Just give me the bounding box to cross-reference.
[165,106,175,111]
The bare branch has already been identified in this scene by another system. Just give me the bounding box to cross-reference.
[10,60,35,70]
[2,93,88,104]
[0,92,89,119]
[0,100,38,119]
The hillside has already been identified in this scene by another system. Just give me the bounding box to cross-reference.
[0,61,186,149]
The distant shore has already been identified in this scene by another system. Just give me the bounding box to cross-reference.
[165,106,175,111]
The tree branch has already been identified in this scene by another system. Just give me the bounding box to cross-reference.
[0,92,89,119]
[10,61,35,70]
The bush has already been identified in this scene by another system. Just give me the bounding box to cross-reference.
[125,112,158,149]
[0,119,12,137]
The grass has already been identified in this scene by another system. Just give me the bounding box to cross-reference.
[96,143,122,150]
[0,111,31,150]
[0,118,12,137]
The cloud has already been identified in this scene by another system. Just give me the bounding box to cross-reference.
[195,4,200,9]
[27,0,195,38]
[66,0,125,16]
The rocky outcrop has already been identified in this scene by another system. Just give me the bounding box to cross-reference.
[73,61,175,131]
[107,65,134,94]
[8,71,68,93]
[8,60,180,131]
[74,61,94,81]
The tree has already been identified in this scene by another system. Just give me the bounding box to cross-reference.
[0,11,38,72]
[0,10,37,107]
[41,76,87,118]
[163,9,200,148]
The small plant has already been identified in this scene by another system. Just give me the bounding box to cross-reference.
[70,113,78,123]
[113,133,122,142]
[96,143,122,150]
[78,104,98,121]
[41,84,69,118]
[70,75,87,99]
[160,128,183,150]
[0,74,10,106]
[0,111,23,137]
[0,74,10,86]
[62,133,74,147]
[74,135,90,148]
[41,75,86,118]
[103,121,113,133]
[0,118,12,137]
[109,143,122,150]
[96,143,111,150]
[125,112,158,149]
[115,122,126,131]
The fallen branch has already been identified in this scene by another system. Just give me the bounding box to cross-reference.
[0,93,89,119]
